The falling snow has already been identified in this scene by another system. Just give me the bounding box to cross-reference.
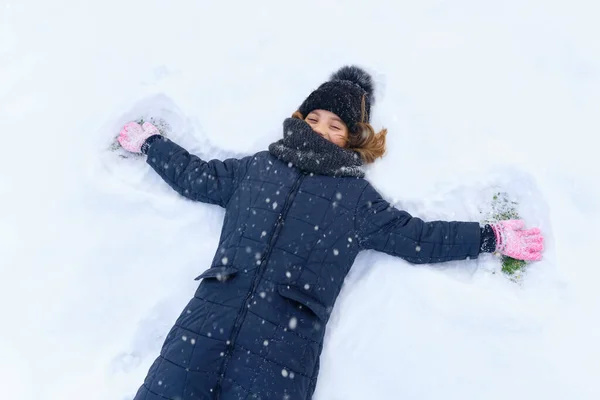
[289,317,298,330]
[9,4,595,399]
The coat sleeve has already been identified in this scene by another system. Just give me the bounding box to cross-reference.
[354,182,482,264]
[146,137,251,207]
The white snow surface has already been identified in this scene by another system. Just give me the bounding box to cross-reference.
[1,1,600,399]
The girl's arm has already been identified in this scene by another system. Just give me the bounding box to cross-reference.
[144,135,251,207]
[118,122,251,208]
[354,182,486,264]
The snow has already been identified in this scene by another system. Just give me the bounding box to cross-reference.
[1,0,599,399]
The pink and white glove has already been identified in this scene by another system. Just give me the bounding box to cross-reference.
[490,220,544,261]
[117,121,160,153]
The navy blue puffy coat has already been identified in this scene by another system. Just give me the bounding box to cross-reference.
[133,138,482,400]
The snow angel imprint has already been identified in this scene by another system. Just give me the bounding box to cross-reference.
[117,66,544,400]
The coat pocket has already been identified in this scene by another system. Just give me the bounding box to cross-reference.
[194,266,239,282]
[277,284,329,322]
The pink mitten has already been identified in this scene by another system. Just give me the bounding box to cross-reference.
[117,122,159,153]
[491,220,544,261]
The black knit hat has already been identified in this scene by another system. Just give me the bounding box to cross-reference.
[298,65,375,128]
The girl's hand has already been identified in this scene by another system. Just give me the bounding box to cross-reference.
[491,220,544,261]
[118,122,160,153]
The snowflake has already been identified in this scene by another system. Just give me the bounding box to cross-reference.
[289,317,298,330]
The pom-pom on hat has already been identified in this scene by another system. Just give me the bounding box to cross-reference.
[298,65,375,128]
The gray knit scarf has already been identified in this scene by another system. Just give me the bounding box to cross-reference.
[268,118,365,178]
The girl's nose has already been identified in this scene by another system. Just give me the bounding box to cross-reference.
[314,124,327,138]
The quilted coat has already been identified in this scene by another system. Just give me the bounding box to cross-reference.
[133,137,482,400]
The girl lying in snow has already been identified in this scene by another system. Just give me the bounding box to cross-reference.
[118,66,544,400]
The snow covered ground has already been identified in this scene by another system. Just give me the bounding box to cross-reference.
[1,0,599,399]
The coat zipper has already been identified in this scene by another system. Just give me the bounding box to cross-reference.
[214,172,306,398]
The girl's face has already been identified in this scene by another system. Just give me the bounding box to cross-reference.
[304,109,349,147]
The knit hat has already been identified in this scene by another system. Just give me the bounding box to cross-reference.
[298,65,375,128]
